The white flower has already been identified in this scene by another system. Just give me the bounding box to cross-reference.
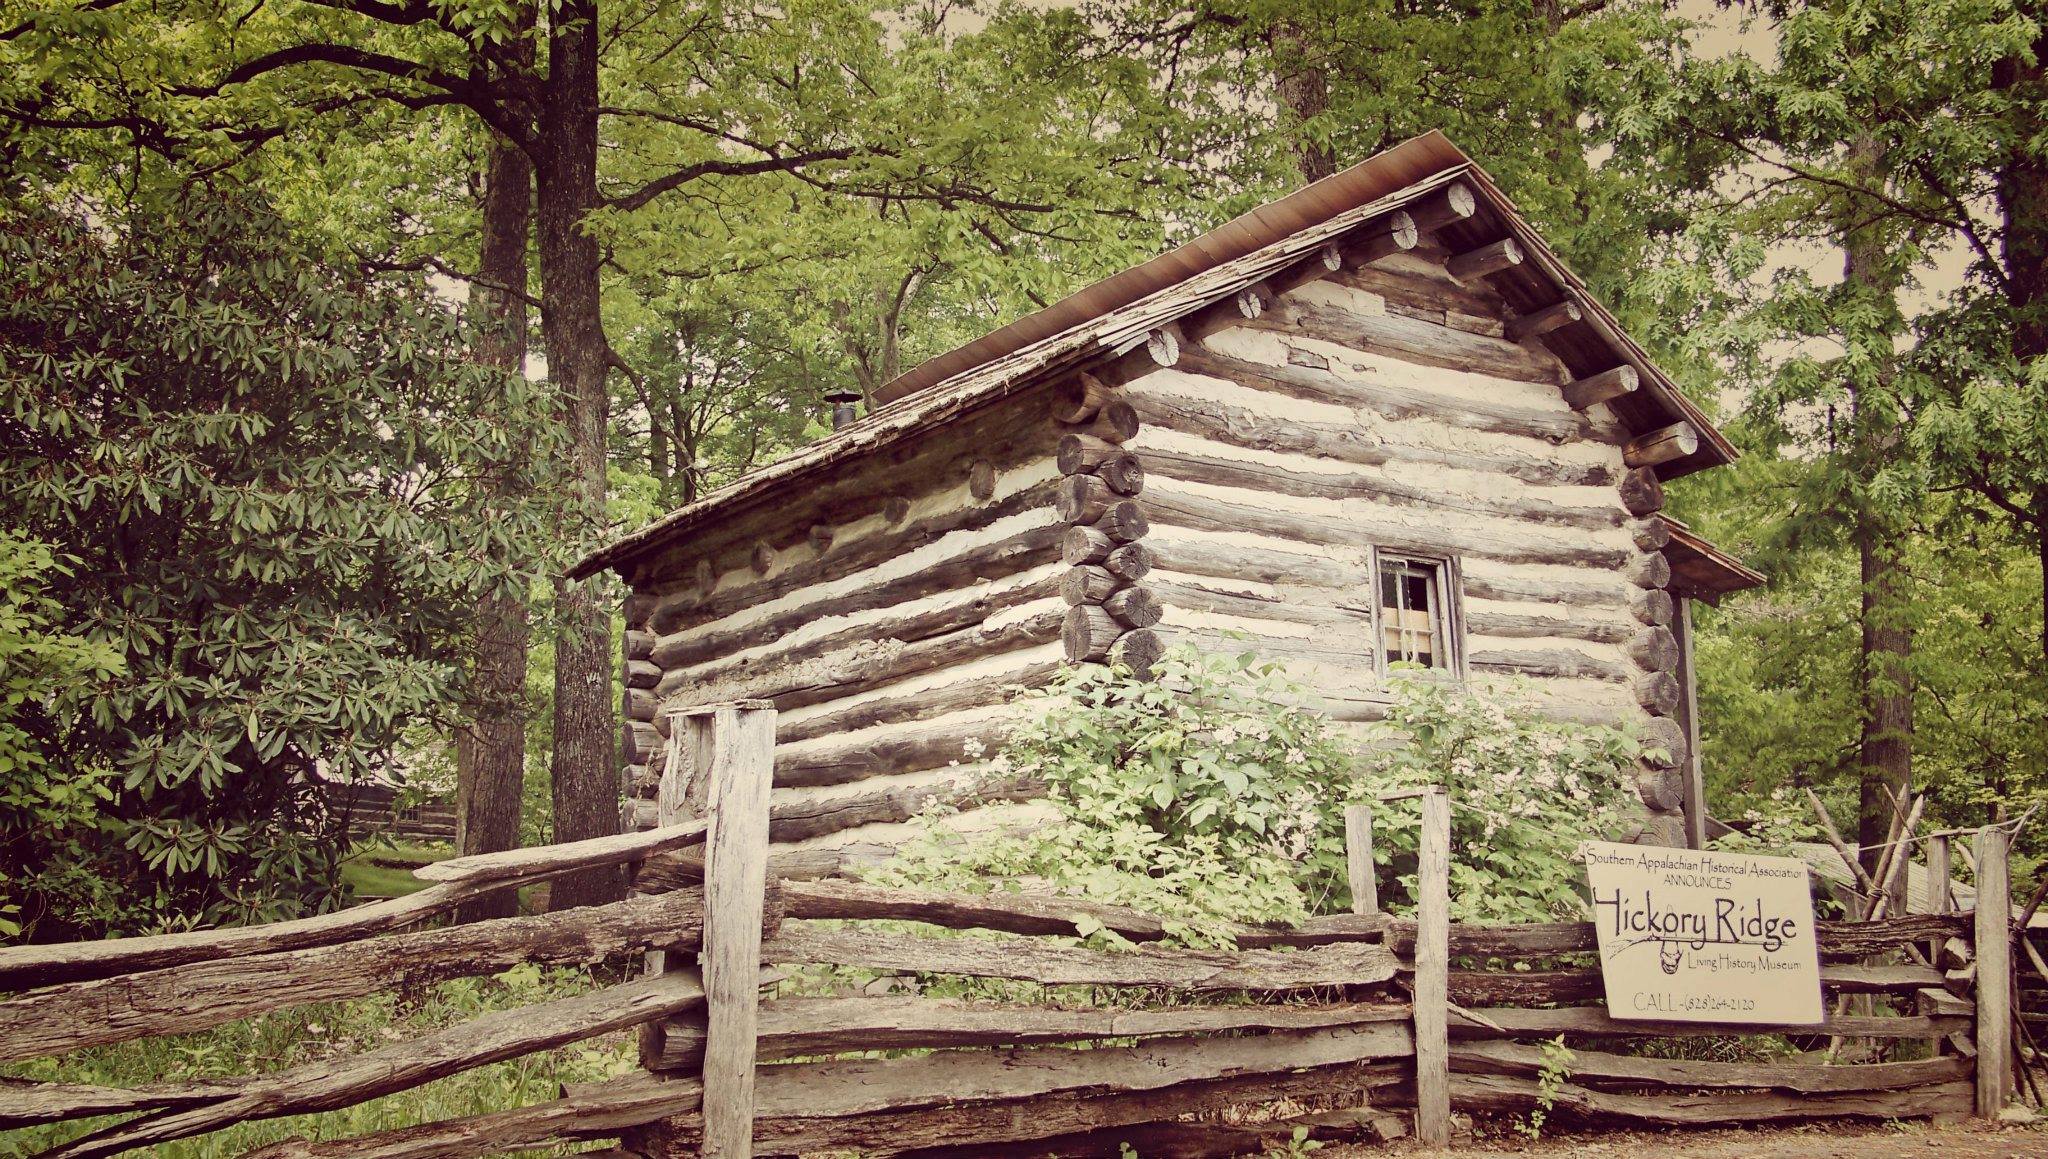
[1214,725,1240,746]
[961,737,987,759]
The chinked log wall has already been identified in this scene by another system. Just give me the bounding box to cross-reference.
[620,179,1696,856]
[1092,185,1690,838]
[617,392,1074,867]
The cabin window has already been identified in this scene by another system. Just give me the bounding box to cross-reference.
[1371,552,1461,674]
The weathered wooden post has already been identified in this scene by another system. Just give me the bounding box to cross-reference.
[1928,835,1953,914]
[1927,834,1953,968]
[1415,786,1451,1145]
[695,701,776,1158]
[1975,824,2013,1118]
[1922,835,1952,1056]
[639,700,775,1157]
[1345,803,1378,917]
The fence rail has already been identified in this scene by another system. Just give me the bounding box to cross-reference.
[0,699,2024,1158]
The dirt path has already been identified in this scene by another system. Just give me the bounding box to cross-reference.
[1319,1118,2048,1157]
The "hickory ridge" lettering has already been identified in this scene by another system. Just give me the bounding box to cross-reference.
[1590,889,1803,953]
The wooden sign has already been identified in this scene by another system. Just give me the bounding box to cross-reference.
[1583,840,1823,1024]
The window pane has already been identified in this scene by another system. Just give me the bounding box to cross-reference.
[1378,558,1444,670]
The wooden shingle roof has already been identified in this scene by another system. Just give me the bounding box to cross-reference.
[575,132,1739,581]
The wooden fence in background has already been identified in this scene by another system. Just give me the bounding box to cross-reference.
[0,700,2021,1158]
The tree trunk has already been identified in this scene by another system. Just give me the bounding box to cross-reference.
[649,401,671,499]
[2039,502,2048,668]
[536,0,622,910]
[1269,22,1335,184]
[1997,24,2048,366]
[678,419,699,505]
[1854,513,1914,872]
[1996,26,2048,669]
[454,132,538,923]
[1840,134,1914,872]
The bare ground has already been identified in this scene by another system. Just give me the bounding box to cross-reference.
[1320,1118,2048,1158]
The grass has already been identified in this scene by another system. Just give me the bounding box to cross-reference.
[338,839,546,912]
[338,839,453,900]
[8,844,605,1158]
[1,966,635,1158]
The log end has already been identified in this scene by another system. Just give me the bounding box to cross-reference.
[1105,586,1163,629]
[967,459,997,501]
[1063,605,1121,662]
[1116,628,1166,678]
[1051,372,1110,424]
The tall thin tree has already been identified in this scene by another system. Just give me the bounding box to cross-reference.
[454,20,538,919]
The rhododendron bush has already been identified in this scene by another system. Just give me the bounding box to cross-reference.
[870,646,1644,944]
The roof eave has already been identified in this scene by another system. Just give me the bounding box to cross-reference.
[1659,516,1766,603]
[871,132,1472,406]
[576,134,1742,580]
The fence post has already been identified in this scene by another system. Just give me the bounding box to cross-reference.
[1345,803,1378,917]
[1414,786,1451,1146]
[1975,824,2012,1118]
[1927,834,1952,964]
[690,701,776,1159]
[1922,835,1951,1056]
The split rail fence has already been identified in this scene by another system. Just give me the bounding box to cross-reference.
[0,700,2024,1158]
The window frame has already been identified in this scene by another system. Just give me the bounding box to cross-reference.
[1366,546,1466,679]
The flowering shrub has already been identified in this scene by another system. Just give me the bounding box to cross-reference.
[870,647,1646,942]
[1356,675,1640,923]
[868,647,1357,945]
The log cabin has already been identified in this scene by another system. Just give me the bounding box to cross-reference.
[570,131,1763,871]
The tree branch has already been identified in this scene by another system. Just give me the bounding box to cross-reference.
[300,0,445,27]
[605,146,861,213]
[1960,466,2044,529]
[172,42,530,149]
[1701,129,1972,242]
[356,251,542,307]
[1907,156,2011,294]
[1,0,131,43]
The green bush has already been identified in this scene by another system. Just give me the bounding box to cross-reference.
[870,646,1645,942]
[0,190,566,938]
[1354,673,1641,923]
[870,646,1353,945]
[0,533,125,937]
